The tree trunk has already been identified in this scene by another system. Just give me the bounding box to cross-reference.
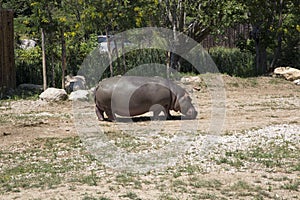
[61,30,66,89]
[251,25,267,75]
[270,31,282,70]
[41,28,47,91]
[255,41,267,75]
[270,0,284,69]
[51,51,55,87]
[121,36,127,74]
[113,39,120,74]
[106,30,113,77]
[166,51,171,78]
[168,0,186,72]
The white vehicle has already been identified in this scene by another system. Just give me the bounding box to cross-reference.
[97,35,116,53]
[20,39,36,50]
[97,35,134,54]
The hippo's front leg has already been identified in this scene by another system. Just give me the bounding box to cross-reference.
[95,105,104,121]
[165,110,173,120]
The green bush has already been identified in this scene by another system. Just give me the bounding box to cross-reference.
[15,35,98,87]
[209,47,255,77]
[101,49,167,79]
[15,46,43,85]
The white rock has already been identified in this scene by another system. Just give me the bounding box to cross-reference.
[39,88,68,102]
[89,87,96,95]
[69,90,90,101]
[180,76,201,83]
[65,75,86,92]
[274,67,300,81]
[293,79,300,85]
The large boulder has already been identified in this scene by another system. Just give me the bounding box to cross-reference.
[39,88,68,102]
[274,67,300,81]
[65,75,86,93]
[69,90,90,101]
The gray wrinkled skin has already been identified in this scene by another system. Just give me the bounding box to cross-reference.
[94,76,197,121]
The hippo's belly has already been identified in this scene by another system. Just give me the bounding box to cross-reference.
[110,83,171,117]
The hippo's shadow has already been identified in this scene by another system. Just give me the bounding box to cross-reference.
[111,115,186,123]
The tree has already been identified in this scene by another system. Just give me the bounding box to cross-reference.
[155,0,246,71]
[241,0,299,74]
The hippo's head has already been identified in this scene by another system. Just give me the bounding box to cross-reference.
[175,93,198,119]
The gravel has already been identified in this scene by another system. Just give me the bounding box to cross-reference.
[184,124,300,172]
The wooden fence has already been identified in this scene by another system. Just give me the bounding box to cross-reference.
[201,24,251,49]
[0,9,15,93]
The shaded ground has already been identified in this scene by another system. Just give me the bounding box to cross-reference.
[0,75,299,199]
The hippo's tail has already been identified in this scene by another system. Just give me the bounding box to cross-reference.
[94,84,99,103]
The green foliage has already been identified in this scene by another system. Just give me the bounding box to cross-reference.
[2,0,300,86]
[238,0,300,72]
[209,47,255,77]
[15,46,42,85]
[121,49,166,76]
[276,12,300,69]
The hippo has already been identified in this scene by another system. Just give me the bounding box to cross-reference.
[94,76,197,121]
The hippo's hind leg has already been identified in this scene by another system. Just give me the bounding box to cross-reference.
[104,109,116,122]
[95,105,105,121]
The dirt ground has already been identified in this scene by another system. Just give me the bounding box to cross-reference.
[0,75,299,199]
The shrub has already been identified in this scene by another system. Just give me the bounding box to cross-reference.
[209,47,255,77]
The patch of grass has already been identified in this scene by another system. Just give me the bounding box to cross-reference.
[197,193,218,200]
[250,141,298,168]
[171,179,188,193]
[0,137,105,194]
[268,78,286,85]
[215,156,244,168]
[281,181,300,191]
[119,191,141,200]
[215,140,299,170]
[0,111,71,126]
[82,194,112,200]
[249,78,258,87]
[159,193,179,200]
[271,176,290,182]
[115,173,142,189]
[172,172,182,178]
[177,164,203,175]
[79,171,98,186]
[172,179,187,187]
[231,180,252,191]
[190,177,222,189]
[105,130,152,152]
[1,90,40,101]
[228,82,239,88]
[292,162,300,171]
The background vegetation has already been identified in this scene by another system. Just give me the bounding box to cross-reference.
[1,0,299,87]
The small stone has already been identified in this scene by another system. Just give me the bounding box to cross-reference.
[293,79,300,85]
